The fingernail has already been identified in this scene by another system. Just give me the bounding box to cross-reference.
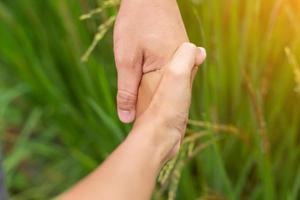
[198,47,207,59]
[118,109,135,123]
[195,47,206,65]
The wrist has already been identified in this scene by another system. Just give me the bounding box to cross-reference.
[131,117,181,166]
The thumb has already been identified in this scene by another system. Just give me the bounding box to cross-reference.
[115,54,143,123]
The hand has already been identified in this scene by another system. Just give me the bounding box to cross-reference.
[114,0,188,123]
[60,43,206,200]
[133,43,206,163]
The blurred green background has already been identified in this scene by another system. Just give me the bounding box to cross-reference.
[0,0,300,199]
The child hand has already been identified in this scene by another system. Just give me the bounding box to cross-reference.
[133,43,206,164]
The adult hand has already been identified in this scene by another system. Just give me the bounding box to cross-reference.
[114,0,188,123]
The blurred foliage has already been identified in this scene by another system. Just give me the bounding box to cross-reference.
[0,0,300,199]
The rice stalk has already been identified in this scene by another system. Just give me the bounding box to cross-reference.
[158,157,177,186]
[166,137,221,200]
[158,132,207,186]
[158,132,220,200]
[80,0,120,20]
[197,191,226,200]
[242,69,270,153]
[81,15,116,62]
[188,120,248,143]
[242,68,275,199]
[167,158,185,200]
[285,47,300,94]
[187,137,221,161]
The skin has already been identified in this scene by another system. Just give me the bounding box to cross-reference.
[60,43,206,200]
[60,1,206,199]
[114,0,189,123]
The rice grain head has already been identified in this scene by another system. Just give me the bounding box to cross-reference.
[284,47,300,94]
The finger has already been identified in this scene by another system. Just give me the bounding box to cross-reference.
[115,48,143,123]
[191,47,206,82]
[151,43,206,113]
[165,43,206,87]
[167,43,199,78]
[168,44,206,79]
[195,47,206,66]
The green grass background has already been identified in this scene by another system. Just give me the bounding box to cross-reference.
[0,0,300,199]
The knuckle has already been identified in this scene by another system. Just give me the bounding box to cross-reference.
[181,42,197,52]
[114,50,142,71]
[179,43,198,58]
[114,42,141,70]
[114,52,132,69]
[117,89,137,110]
[114,46,133,69]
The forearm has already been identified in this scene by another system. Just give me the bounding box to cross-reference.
[59,43,206,200]
[59,125,169,200]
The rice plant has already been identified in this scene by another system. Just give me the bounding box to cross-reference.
[0,0,300,199]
